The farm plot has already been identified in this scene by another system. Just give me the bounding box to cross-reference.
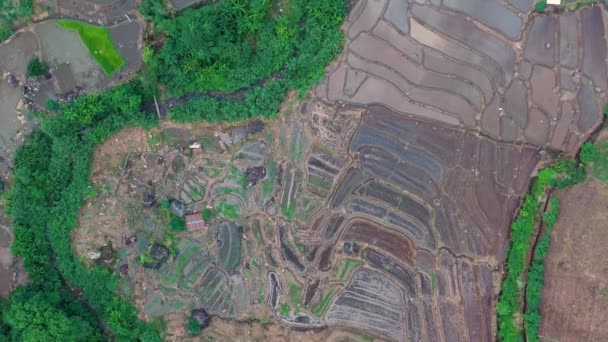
[325,268,405,341]
[58,19,125,75]
[56,1,608,339]
[34,20,110,89]
[41,0,138,26]
[539,179,608,341]
[67,100,551,340]
[217,222,241,275]
[321,0,608,155]
[307,105,539,340]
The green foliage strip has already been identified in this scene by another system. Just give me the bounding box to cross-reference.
[524,197,560,342]
[2,82,160,341]
[497,160,586,341]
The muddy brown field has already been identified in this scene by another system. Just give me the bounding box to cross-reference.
[540,179,608,342]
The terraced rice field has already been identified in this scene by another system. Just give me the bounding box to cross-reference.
[67,0,608,340]
[319,0,607,155]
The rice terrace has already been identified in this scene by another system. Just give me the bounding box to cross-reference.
[0,0,608,341]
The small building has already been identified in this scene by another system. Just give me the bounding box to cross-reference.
[547,0,560,5]
[185,213,206,231]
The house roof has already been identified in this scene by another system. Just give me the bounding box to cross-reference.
[185,213,206,231]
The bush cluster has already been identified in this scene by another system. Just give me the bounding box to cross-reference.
[0,0,33,43]
[26,56,48,78]
[497,160,586,341]
[524,197,560,342]
[1,82,160,341]
[141,0,347,123]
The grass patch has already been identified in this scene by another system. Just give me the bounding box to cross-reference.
[257,279,266,303]
[253,223,264,245]
[216,199,239,219]
[336,259,362,281]
[282,200,296,220]
[262,159,276,201]
[280,303,290,317]
[147,133,161,152]
[201,137,214,148]
[574,0,597,9]
[309,176,332,190]
[58,19,125,75]
[288,282,301,306]
[227,166,247,189]
[581,140,608,184]
[312,289,335,317]
[289,129,306,163]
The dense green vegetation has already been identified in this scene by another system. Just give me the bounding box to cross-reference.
[0,0,33,42]
[0,82,160,341]
[159,199,187,232]
[524,197,560,342]
[26,56,48,78]
[581,141,608,184]
[141,0,347,123]
[186,317,201,336]
[497,160,586,341]
[534,0,548,12]
[521,138,607,341]
[2,0,347,339]
[58,20,126,75]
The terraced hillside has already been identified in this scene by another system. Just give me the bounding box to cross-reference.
[58,0,608,341]
[320,0,607,155]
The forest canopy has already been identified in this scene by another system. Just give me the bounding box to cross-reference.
[143,0,347,122]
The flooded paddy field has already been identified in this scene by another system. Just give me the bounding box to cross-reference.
[0,17,143,164]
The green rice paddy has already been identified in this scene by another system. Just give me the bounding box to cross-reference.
[59,19,125,75]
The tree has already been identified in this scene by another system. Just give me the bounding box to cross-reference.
[3,289,96,341]
[26,56,48,78]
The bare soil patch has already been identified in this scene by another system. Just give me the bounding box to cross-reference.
[540,179,608,341]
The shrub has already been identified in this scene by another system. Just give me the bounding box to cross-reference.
[26,56,48,78]
[168,214,186,232]
[186,318,201,336]
[2,82,160,341]
[202,208,214,220]
[534,0,548,12]
[580,142,599,164]
[498,160,584,341]
[0,20,11,42]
